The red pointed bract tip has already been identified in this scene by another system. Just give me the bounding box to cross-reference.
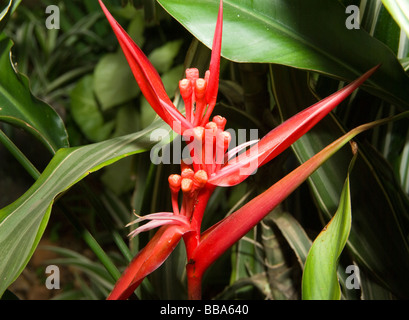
[98,0,192,134]
[178,1,224,128]
[208,65,380,187]
[203,0,223,124]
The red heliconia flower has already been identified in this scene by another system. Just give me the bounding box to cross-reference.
[98,0,378,300]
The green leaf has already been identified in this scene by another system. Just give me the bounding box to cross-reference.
[0,0,18,33]
[93,52,141,110]
[260,210,301,300]
[373,5,401,54]
[301,158,354,300]
[382,0,409,39]
[127,9,146,47]
[148,39,184,74]
[161,64,185,98]
[230,229,264,284]
[43,246,116,290]
[70,74,115,141]
[266,209,312,270]
[0,36,69,153]
[0,118,171,297]
[157,0,409,109]
[272,65,409,298]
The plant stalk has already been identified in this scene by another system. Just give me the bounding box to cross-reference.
[0,129,41,179]
[186,263,202,300]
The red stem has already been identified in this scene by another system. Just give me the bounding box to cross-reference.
[186,263,202,300]
[183,185,215,299]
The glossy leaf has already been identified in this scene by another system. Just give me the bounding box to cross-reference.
[0,119,171,297]
[157,0,409,109]
[301,160,354,300]
[0,36,69,153]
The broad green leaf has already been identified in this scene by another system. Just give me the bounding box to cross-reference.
[0,36,69,153]
[93,52,141,110]
[302,160,354,300]
[101,157,135,195]
[0,118,171,297]
[157,0,409,109]
[161,64,185,98]
[382,0,409,39]
[70,75,115,141]
[128,14,145,48]
[148,39,184,74]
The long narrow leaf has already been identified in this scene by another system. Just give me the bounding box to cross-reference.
[301,154,356,300]
[382,0,409,39]
[0,119,171,297]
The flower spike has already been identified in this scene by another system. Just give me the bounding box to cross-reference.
[101,0,380,301]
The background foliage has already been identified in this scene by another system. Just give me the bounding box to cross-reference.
[0,0,408,300]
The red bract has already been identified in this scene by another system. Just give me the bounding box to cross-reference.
[98,0,192,134]
[99,0,378,300]
[207,64,378,187]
